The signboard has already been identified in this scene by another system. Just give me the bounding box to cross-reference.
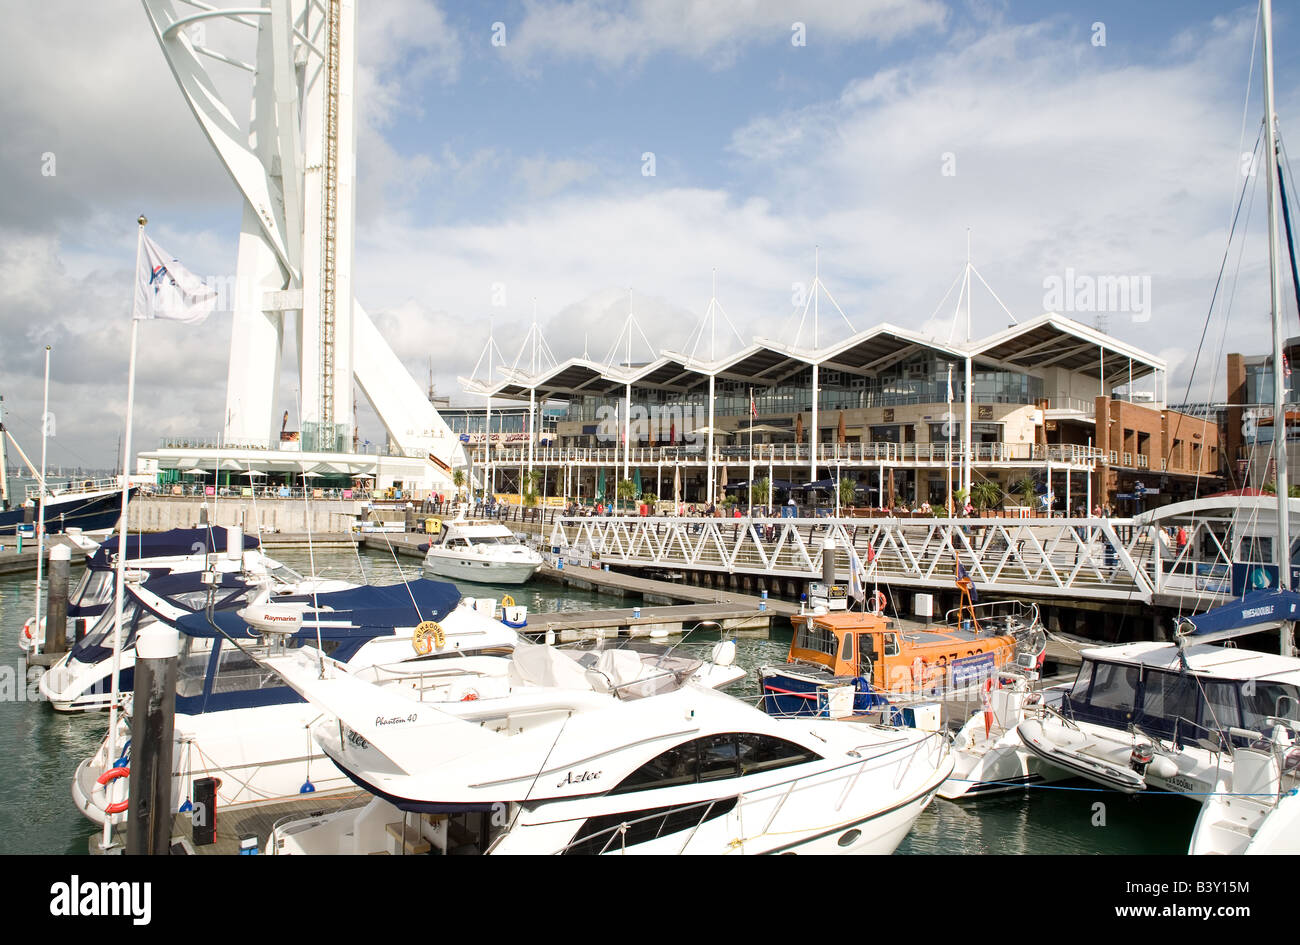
[951,652,997,688]
[1195,563,1230,595]
[1230,563,1300,597]
[459,434,470,443]
[883,408,895,422]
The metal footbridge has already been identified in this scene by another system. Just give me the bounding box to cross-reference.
[548,512,1242,607]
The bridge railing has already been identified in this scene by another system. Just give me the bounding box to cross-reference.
[546,514,1237,605]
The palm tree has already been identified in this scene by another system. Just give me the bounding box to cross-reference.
[971,479,1002,511]
[521,469,542,507]
[752,477,771,507]
[838,477,857,509]
[1012,476,1037,508]
[451,468,465,502]
[616,477,639,510]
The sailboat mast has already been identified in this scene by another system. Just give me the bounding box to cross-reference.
[1262,0,1293,654]
[0,395,9,511]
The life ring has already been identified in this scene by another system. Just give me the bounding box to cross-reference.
[501,594,515,609]
[96,766,130,815]
[412,620,446,655]
[868,590,887,615]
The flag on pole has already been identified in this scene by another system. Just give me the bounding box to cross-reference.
[133,235,218,324]
[750,388,757,420]
[846,542,866,604]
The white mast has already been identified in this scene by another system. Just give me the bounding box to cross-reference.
[33,346,51,650]
[1262,0,1293,655]
[0,396,9,512]
[102,215,147,851]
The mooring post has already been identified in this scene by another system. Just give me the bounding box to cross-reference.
[822,534,837,585]
[126,624,180,855]
[45,543,70,654]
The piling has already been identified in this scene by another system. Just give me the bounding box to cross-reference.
[126,624,180,856]
[45,544,70,654]
[821,535,837,585]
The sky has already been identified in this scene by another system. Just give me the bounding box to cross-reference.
[1,0,1298,471]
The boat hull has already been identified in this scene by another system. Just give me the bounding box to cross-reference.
[0,489,127,536]
[422,554,541,585]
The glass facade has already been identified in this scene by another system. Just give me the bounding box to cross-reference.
[560,355,1042,424]
[439,406,562,436]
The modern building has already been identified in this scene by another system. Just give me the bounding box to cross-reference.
[470,313,1221,511]
[1226,338,1300,490]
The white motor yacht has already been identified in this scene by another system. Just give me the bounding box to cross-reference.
[39,562,351,712]
[421,513,542,585]
[72,578,518,827]
[263,639,953,855]
[1014,639,1300,800]
[938,673,1071,800]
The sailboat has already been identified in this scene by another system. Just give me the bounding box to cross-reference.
[1015,3,1300,844]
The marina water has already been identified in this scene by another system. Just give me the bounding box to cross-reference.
[0,547,1199,855]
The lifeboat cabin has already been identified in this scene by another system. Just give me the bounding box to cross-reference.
[760,583,1039,719]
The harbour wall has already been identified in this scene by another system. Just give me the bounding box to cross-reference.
[127,496,361,535]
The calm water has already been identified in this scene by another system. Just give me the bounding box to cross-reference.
[0,547,1200,855]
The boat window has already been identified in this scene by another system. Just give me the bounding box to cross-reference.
[1069,661,1095,703]
[839,632,854,663]
[794,622,837,658]
[564,797,739,855]
[612,742,698,793]
[177,637,214,698]
[698,734,740,781]
[1198,680,1241,734]
[612,734,821,795]
[469,536,504,546]
[1139,670,1198,728]
[1088,662,1139,711]
[883,633,900,657]
[269,563,305,583]
[209,640,294,695]
[72,570,115,607]
[1241,682,1300,732]
[71,569,92,602]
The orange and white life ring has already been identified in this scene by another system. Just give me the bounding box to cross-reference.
[96,766,130,815]
[867,590,887,615]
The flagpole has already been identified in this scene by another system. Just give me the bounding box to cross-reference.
[748,387,754,515]
[102,215,145,852]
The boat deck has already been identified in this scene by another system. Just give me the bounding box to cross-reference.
[95,790,374,856]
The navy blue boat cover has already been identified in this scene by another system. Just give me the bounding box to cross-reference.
[174,578,462,641]
[1180,589,1300,637]
[87,527,261,568]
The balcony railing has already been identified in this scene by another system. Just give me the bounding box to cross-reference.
[475,442,1104,467]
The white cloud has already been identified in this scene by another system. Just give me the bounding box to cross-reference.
[501,0,947,71]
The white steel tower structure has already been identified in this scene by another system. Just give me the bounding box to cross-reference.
[142,0,458,474]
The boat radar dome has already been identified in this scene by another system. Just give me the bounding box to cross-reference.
[238,602,306,635]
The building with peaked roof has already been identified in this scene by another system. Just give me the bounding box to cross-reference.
[466,311,1222,512]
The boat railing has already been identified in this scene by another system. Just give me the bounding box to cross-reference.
[25,476,121,501]
[942,598,1039,630]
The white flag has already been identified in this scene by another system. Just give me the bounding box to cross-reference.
[846,542,865,604]
[133,234,217,324]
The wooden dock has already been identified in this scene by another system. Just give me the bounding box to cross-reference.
[520,601,774,642]
[0,533,91,575]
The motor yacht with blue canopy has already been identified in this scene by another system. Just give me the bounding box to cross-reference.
[73,577,520,827]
